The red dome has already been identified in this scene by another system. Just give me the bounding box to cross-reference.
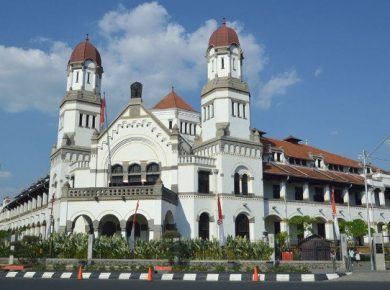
[208,23,240,47]
[69,39,102,66]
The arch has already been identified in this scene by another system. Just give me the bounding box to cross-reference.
[99,214,120,237]
[111,164,124,186]
[128,163,142,185]
[313,217,327,238]
[198,212,210,240]
[146,162,159,172]
[163,210,175,231]
[264,214,282,235]
[126,213,149,241]
[73,214,93,234]
[235,213,250,239]
[146,162,160,185]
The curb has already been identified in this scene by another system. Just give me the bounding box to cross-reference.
[0,271,348,282]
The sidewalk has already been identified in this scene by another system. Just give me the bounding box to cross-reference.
[334,271,390,282]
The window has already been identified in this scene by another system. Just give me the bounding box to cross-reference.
[334,189,344,204]
[232,101,235,116]
[237,103,241,118]
[111,165,123,186]
[75,71,79,83]
[92,116,96,129]
[234,173,240,195]
[235,214,249,239]
[146,163,160,185]
[169,120,172,129]
[87,72,91,84]
[295,187,303,200]
[314,187,324,202]
[194,125,196,136]
[355,192,362,206]
[317,223,325,238]
[198,213,209,240]
[221,57,224,69]
[233,58,236,70]
[211,60,214,72]
[274,221,281,235]
[243,104,246,119]
[241,174,248,195]
[128,164,141,185]
[198,171,210,193]
[79,113,83,127]
[86,115,90,128]
[273,184,280,199]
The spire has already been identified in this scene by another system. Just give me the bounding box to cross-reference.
[222,17,226,26]
[85,33,89,42]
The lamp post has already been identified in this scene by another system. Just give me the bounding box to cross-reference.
[362,149,374,271]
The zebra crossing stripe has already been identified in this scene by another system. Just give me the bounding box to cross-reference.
[118,273,131,280]
[183,273,197,281]
[42,272,55,279]
[229,274,242,281]
[60,272,72,279]
[98,272,111,279]
[276,274,290,282]
[6,271,18,278]
[161,273,174,280]
[301,274,315,282]
[206,274,219,281]
[23,272,36,278]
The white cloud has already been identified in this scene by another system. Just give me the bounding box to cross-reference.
[0,170,11,178]
[314,67,323,77]
[0,1,290,114]
[330,130,339,136]
[257,70,300,109]
[0,40,71,113]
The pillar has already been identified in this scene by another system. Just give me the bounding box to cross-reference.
[303,182,310,201]
[280,180,287,200]
[325,221,335,241]
[324,185,330,202]
[379,188,386,207]
[120,220,127,239]
[343,188,349,204]
[93,220,99,238]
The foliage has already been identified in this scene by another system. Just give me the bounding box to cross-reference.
[13,235,45,263]
[45,233,88,259]
[0,230,11,257]
[275,231,289,251]
[266,263,310,273]
[94,234,131,259]
[162,229,181,240]
[288,216,317,236]
[339,219,368,244]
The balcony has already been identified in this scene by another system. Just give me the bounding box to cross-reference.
[178,155,215,166]
[62,183,178,205]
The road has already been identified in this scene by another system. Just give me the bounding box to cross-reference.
[0,279,389,290]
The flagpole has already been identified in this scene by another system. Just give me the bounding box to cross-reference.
[129,200,139,251]
[363,149,374,271]
[102,92,113,187]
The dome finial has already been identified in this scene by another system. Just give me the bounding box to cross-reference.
[171,86,174,92]
[222,17,226,26]
[85,33,89,42]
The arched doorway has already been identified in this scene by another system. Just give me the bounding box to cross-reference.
[313,217,326,238]
[163,210,175,231]
[99,214,120,236]
[73,215,93,234]
[126,214,149,241]
[198,212,210,240]
[235,214,249,239]
[265,215,282,235]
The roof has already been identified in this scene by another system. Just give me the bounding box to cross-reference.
[153,90,195,112]
[69,39,102,66]
[263,163,364,185]
[208,23,240,47]
[262,136,361,168]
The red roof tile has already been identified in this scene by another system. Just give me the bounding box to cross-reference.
[70,39,101,66]
[208,23,240,47]
[153,90,195,112]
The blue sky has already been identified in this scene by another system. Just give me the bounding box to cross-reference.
[1,0,390,200]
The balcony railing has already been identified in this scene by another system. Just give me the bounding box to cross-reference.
[178,155,215,166]
[62,183,178,205]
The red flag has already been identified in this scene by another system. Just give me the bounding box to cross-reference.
[100,96,106,128]
[217,194,223,225]
[331,188,337,218]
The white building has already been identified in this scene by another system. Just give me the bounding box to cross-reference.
[1,24,390,244]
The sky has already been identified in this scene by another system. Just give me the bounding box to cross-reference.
[1,0,390,200]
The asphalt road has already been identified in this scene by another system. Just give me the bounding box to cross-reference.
[0,279,389,290]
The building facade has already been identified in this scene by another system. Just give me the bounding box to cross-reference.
[1,24,390,244]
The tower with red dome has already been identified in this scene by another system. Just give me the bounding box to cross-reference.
[56,37,104,149]
[200,21,251,142]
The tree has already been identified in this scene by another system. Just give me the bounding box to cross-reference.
[288,216,317,238]
[339,219,368,245]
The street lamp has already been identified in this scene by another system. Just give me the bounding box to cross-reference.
[362,149,374,271]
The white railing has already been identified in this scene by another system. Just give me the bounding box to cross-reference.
[69,161,90,172]
[178,155,215,166]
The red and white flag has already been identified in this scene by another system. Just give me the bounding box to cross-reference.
[217,194,225,245]
[129,200,139,251]
[100,96,106,128]
[331,188,340,239]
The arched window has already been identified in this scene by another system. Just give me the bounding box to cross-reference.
[234,173,240,195]
[128,164,141,185]
[198,213,210,240]
[146,163,160,185]
[111,164,123,186]
[235,214,249,239]
[241,174,248,195]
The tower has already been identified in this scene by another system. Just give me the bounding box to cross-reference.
[57,36,103,148]
[201,21,251,142]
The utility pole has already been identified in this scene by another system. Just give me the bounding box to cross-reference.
[362,149,374,271]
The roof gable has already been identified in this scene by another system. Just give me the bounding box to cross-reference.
[153,90,195,112]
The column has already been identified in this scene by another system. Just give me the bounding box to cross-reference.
[93,220,99,238]
[343,188,349,204]
[379,188,386,207]
[325,221,335,240]
[303,182,310,201]
[120,220,127,239]
[280,180,287,200]
[324,185,330,202]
